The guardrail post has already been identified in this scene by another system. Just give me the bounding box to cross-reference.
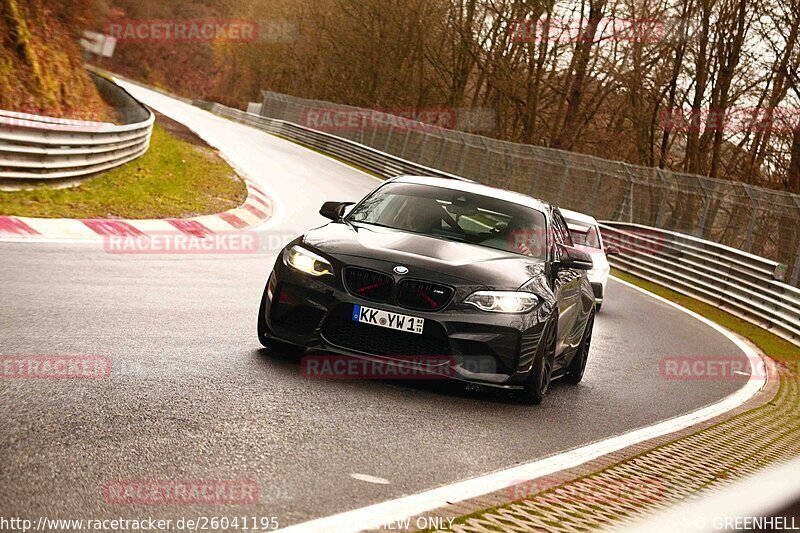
[742,188,759,253]
[477,137,491,179]
[435,131,450,171]
[400,129,412,160]
[655,169,670,227]
[529,145,542,197]
[368,110,379,147]
[503,149,514,189]
[557,152,570,206]
[382,126,393,154]
[418,132,431,165]
[456,133,469,177]
[588,159,602,215]
[696,177,713,239]
[793,197,800,286]
[617,163,635,223]
[792,246,800,287]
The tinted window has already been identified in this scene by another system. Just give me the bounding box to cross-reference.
[347,182,548,259]
[567,223,601,249]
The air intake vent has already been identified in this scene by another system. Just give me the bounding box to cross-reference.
[344,267,393,303]
[396,280,454,311]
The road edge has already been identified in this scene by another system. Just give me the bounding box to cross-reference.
[278,276,774,533]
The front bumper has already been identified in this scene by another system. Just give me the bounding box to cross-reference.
[260,256,550,387]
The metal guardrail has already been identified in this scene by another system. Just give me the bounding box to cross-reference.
[0,73,154,181]
[194,100,800,347]
[193,101,465,181]
[601,222,800,346]
[258,89,800,288]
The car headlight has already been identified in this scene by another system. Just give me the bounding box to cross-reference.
[283,245,333,276]
[464,291,540,313]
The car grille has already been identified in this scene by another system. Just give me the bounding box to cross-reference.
[321,305,451,357]
[396,280,454,311]
[270,285,326,335]
[344,267,393,303]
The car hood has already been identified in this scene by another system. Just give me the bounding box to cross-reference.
[303,222,546,289]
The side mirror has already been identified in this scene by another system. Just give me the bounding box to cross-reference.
[319,201,354,221]
[605,245,620,256]
[556,244,593,271]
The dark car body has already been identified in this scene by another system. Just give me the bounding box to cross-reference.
[258,176,597,402]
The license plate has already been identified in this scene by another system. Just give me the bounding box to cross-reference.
[352,305,424,335]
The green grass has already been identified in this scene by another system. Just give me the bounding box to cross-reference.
[0,123,247,219]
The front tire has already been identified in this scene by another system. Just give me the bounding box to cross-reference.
[565,310,595,384]
[521,319,556,404]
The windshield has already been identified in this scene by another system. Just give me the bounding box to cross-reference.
[566,222,601,250]
[347,182,548,259]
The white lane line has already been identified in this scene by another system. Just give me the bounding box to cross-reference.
[280,276,768,533]
[350,474,391,485]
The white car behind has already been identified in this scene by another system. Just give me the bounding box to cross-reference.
[559,209,619,311]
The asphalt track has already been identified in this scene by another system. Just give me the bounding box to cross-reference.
[0,83,752,528]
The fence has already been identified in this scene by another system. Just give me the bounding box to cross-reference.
[193,100,800,346]
[193,101,465,180]
[259,90,800,288]
[601,222,800,346]
[0,72,153,182]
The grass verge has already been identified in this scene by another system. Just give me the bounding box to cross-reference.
[0,118,247,219]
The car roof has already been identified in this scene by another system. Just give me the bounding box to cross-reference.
[559,208,599,226]
[391,175,550,212]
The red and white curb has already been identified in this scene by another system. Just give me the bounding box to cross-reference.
[0,178,271,242]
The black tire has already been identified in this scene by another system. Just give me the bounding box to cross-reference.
[595,302,602,312]
[257,285,270,346]
[565,310,595,384]
[521,318,556,404]
[257,285,306,356]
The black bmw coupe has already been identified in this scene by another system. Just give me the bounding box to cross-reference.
[258,176,596,403]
